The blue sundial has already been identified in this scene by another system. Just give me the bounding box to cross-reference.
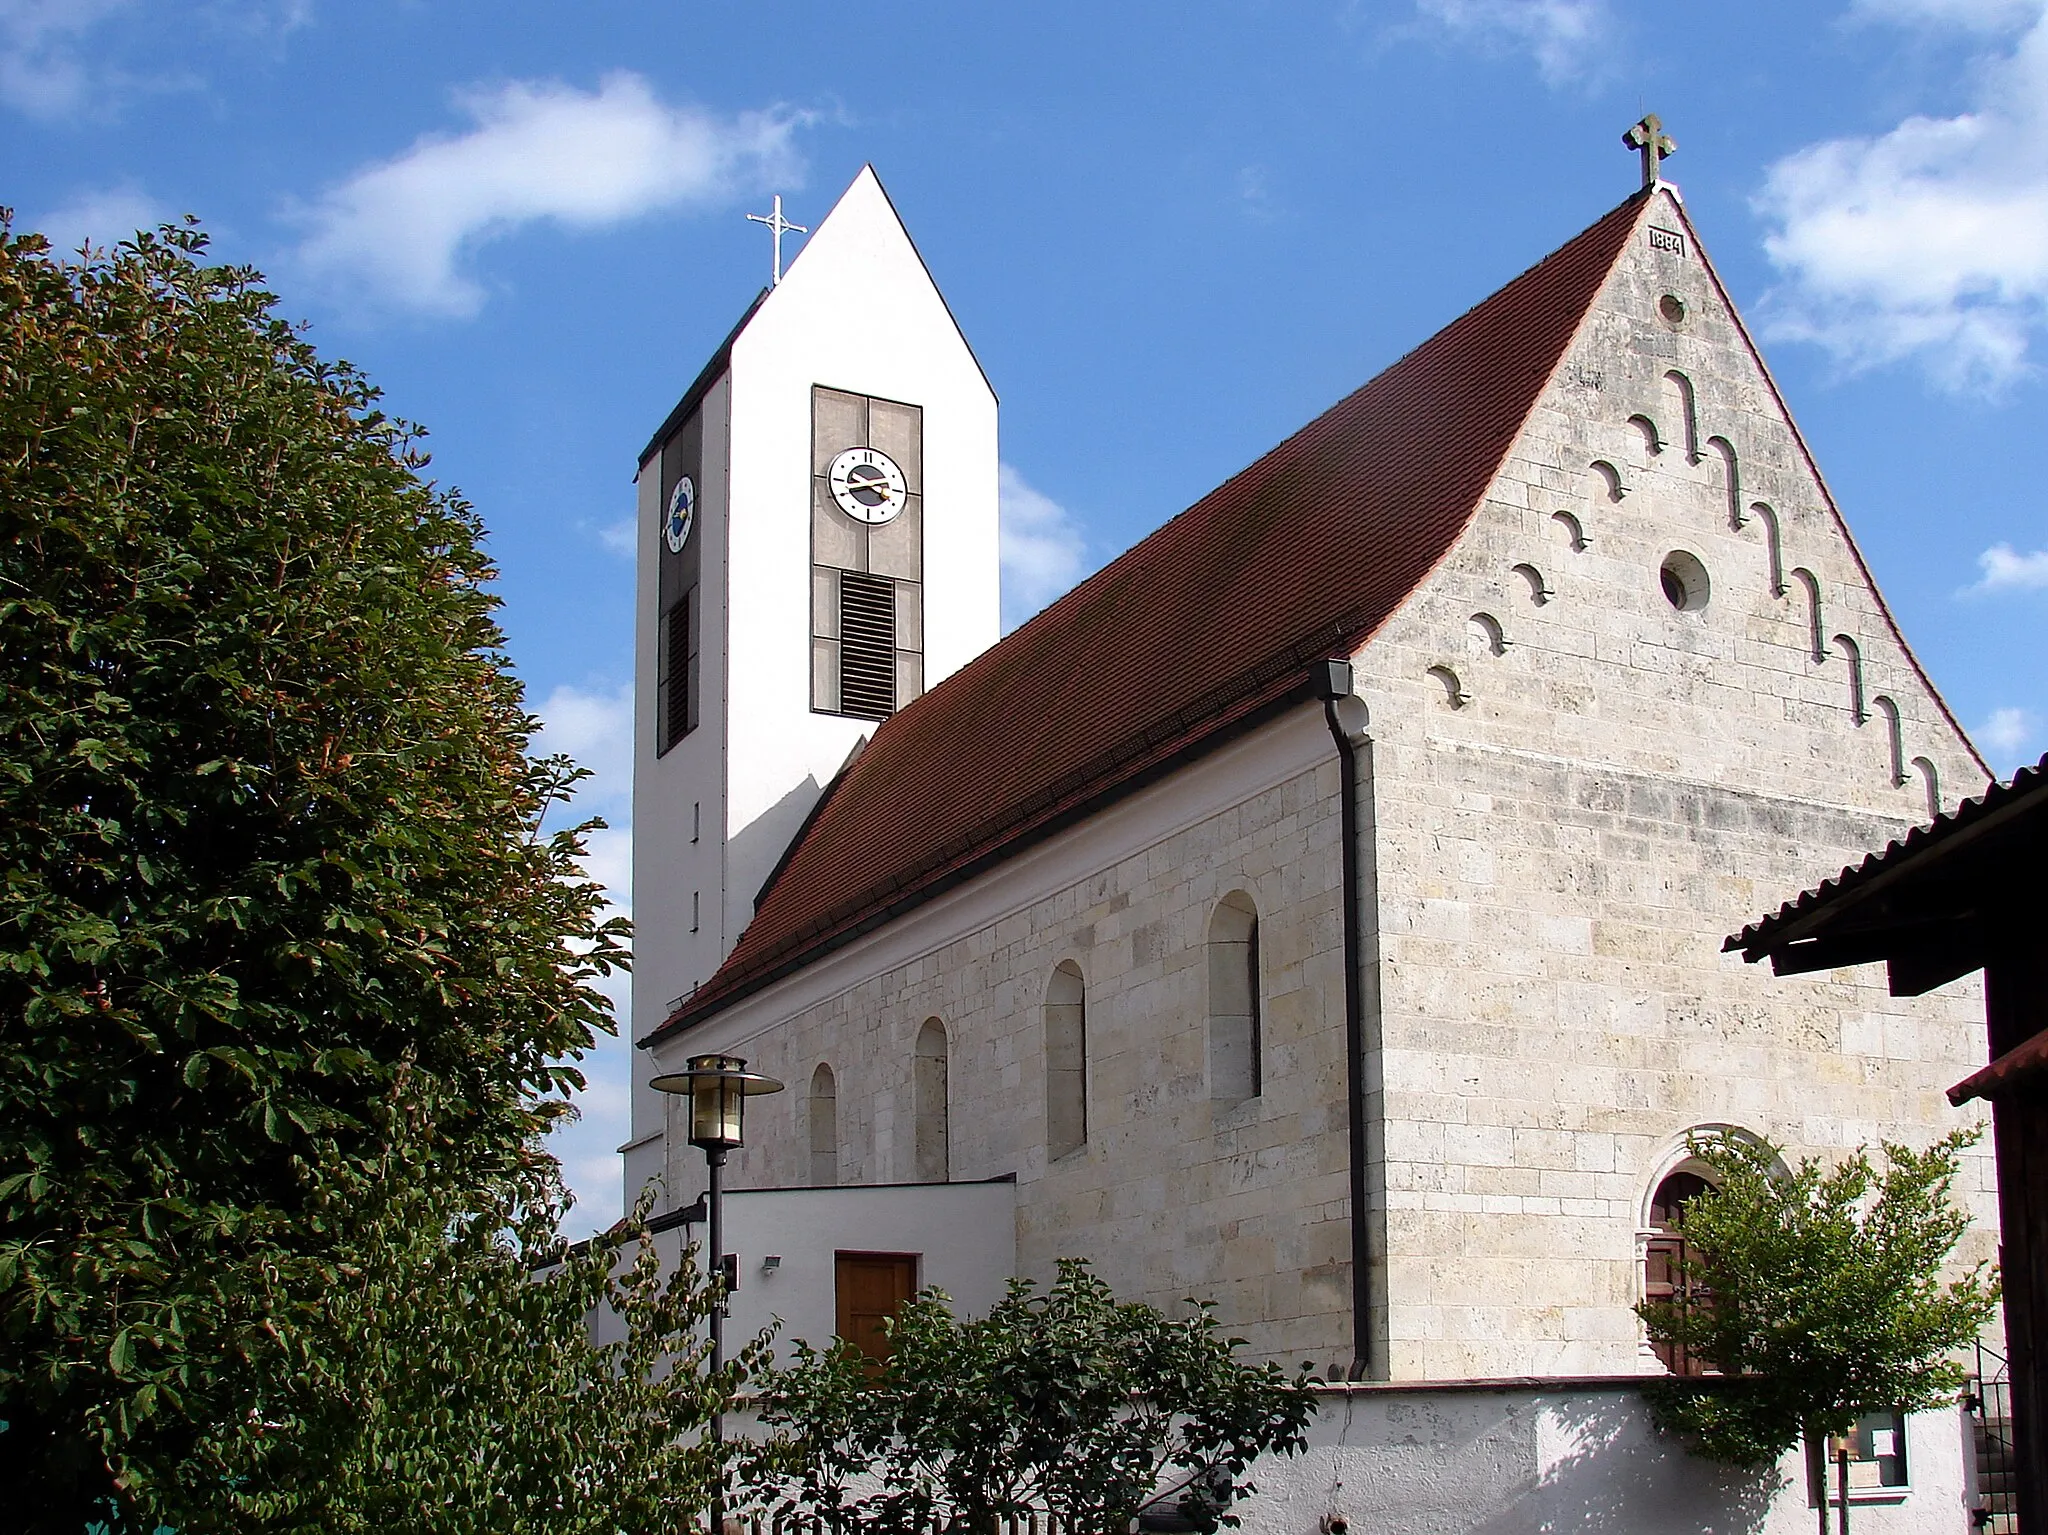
[665,475,695,553]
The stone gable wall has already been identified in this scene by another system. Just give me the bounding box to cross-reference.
[1346,188,1997,1379]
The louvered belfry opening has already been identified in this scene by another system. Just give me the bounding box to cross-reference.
[838,572,897,720]
[660,589,695,751]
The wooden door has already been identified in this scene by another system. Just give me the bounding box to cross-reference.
[835,1251,918,1365]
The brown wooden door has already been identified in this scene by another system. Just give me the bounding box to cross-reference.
[835,1251,918,1365]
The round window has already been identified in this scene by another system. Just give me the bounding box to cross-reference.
[1660,551,1710,612]
[1659,293,1687,325]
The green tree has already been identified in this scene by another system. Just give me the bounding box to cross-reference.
[750,1258,1318,1535]
[178,1087,763,1534]
[1636,1128,1998,1473]
[0,217,630,1526]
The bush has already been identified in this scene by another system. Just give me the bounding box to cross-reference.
[750,1258,1317,1535]
[1636,1128,1998,1468]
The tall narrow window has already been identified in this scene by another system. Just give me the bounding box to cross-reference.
[914,1018,949,1182]
[1208,892,1262,1102]
[1045,961,1087,1160]
[1752,505,1786,597]
[1645,1171,1714,1376]
[1874,697,1907,786]
[1662,371,1700,463]
[1912,757,1942,819]
[1833,634,1869,723]
[1707,435,1741,528]
[810,1063,838,1186]
[659,588,698,751]
[1790,569,1825,663]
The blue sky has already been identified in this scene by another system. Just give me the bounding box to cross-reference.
[9,0,2045,1230]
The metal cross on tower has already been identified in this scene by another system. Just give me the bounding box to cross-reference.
[746,194,808,285]
[1623,114,1676,189]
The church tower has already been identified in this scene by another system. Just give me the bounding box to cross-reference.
[623,167,1000,1210]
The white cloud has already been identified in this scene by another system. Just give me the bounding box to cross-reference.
[1971,541,2048,590]
[999,463,1091,631]
[1756,1,2048,389]
[1851,0,2036,26]
[295,72,805,316]
[0,0,130,119]
[596,517,636,557]
[532,680,633,818]
[1978,705,2037,757]
[28,184,168,256]
[1409,0,1612,85]
[1,2,310,121]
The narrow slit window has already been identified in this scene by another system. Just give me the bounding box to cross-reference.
[1045,961,1088,1160]
[1208,892,1262,1103]
[914,1018,949,1182]
[810,1064,839,1186]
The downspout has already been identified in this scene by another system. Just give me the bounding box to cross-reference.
[1315,658,1374,1380]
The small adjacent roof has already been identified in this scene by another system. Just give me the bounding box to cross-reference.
[1724,753,2048,998]
[640,189,1651,1047]
[1950,1026,2048,1105]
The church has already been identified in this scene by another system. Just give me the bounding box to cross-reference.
[618,127,2003,1532]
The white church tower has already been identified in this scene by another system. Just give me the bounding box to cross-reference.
[622,167,1000,1211]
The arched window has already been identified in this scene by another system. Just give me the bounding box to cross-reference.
[1833,635,1869,723]
[1045,961,1088,1160]
[1912,756,1941,819]
[1706,435,1741,528]
[1645,1170,1715,1376]
[914,1018,949,1182]
[1752,503,1787,597]
[1466,611,1507,657]
[1789,568,1825,663]
[1874,696,1907,786]
[1511,562,1551,605]
[1208,892,1262,1103]
[1589,460,1626,503]
[810,1063,838,1186]
[1662,371,1700,463]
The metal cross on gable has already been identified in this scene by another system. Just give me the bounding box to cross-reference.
[746,194,808,285]
[1623,114,1676,188]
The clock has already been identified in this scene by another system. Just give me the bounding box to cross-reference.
[664,475,695,553]
[827,446,907,525]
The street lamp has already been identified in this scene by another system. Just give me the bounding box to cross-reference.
[650,1053,783,1535]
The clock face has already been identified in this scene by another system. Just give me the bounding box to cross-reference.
[664,475,695,553]
[827,447,907,525]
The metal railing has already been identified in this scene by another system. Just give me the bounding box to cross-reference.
[1968,1341,2019,1534]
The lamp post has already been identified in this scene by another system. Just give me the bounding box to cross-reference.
[650,1053,784,1535]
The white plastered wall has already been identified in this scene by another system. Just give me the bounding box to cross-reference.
[722,165,1000,937]
[628,166,999,1213]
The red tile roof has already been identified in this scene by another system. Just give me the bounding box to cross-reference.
[1950,1025,2048,1105]
[643,191,1650,1046]
[1725,751,2048,961]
